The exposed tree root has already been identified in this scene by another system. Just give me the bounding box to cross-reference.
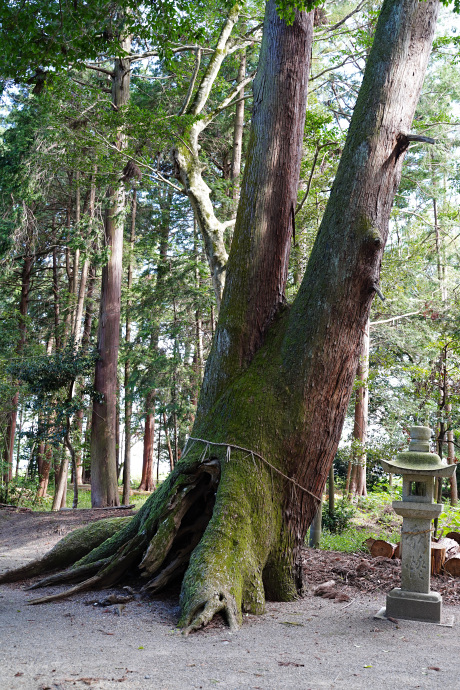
[1,454,297,632]
[0,516,132,584]
[7,459,222,610]
[26,558,110,590]
[181,588,240,635]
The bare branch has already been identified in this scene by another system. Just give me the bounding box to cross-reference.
[178,47,202,116]
[84,63,115,77]
[310,51,366,81]
[295,141,338,216]
[370,311,421,327]
[199,75,254,132]
[322,0,367,34]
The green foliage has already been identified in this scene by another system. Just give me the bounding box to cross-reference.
[8,346,97,396]
[319,527,368,553]
[0,0,221,91]
[0,472,39,506]
[438,504,460,537]
[276,0,322,25]
[322,498,355,533]
[319,488,403,552]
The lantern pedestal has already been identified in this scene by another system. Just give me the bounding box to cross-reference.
[385,588,442,623]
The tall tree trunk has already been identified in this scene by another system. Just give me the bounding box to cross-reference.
[447,402,458,506]
[123,189,136,504]
[163,412,175,473]
[3,254,32,484]
[16,0,439,634]
[14,407,23,478]
[139,391,156,491]
[231,48,246,200]
[138,186,173,485]
[37,443,53,499]
[90,36,131,507]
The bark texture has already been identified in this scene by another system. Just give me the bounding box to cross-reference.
[2,255,32,483]
[3,0,439,634]
[90,36,131,507]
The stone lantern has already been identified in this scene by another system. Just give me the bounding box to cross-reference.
[378,426,456,624]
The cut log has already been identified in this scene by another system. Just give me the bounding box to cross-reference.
[394,542,401,559]
[434,537,460,559]
[445,531,460,546]
[431,543,446,575]
[431,538,460,575]
[444,556,460,577]
[364,537,376,552]
[370,540,396,558]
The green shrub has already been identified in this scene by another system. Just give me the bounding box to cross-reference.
[322,498,355,533]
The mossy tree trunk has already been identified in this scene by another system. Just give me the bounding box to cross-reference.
[3,0,439,633]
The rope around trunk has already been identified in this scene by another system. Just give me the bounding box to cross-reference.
[183,436,322,503]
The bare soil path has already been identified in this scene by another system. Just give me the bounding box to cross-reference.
[1,507,459,690]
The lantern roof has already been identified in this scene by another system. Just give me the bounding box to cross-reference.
[381,426,456,478]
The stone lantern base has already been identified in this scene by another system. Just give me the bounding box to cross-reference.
[385,587,442,623]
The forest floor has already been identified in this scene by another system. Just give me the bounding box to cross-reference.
[1,506,460,690]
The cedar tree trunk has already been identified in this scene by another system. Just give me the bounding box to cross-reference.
[3,254,32,483]
[5,0,439,634]
[90,37,131,507]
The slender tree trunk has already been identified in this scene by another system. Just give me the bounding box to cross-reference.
[138,186,173,484]
[90,36,131,507]
[349,319,369,497]
[139,392,156,491]
[447,402,458,505]
[328,464,335,516]
[231,48,246,200]
[14,407,23,478]
[52,246,62,352]
[52,446,69,511]
[37,443,52,498]
[123,189,136,504]
[3,254,32,484]
[157,423,161,485]
[163,412,175,472]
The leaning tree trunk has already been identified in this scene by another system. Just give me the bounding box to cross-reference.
[90,36,131,507]
[2,0,439,635]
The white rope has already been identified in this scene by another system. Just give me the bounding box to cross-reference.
[184,436,322,503]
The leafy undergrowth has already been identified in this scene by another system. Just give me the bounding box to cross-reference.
[318,489,403,553]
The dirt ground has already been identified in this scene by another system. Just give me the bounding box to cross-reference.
[1,506,460,690]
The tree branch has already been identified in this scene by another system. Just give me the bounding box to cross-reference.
[189,3,241,117]
[178,47,202,116]
[370,311,421,327]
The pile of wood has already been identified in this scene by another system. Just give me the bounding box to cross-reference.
[431,533,460,576]
[365,532,460,576]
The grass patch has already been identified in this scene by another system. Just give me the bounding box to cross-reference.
[316,488,404,553]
